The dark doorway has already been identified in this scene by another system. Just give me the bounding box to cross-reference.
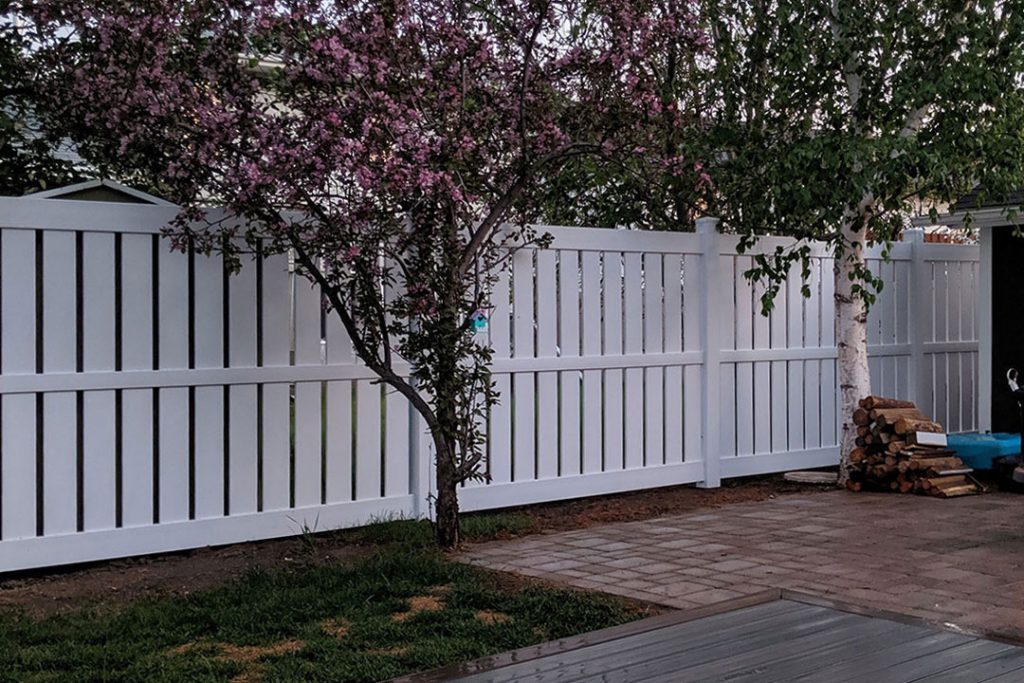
[991,226,1024,432]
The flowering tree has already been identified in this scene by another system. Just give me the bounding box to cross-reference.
[16,0,706,546]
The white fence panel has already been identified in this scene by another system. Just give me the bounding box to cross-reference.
[0,197,980,572]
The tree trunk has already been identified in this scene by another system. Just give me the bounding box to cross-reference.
[432,426,460,549]
[835,222,872,486]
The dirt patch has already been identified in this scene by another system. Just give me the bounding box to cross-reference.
[217,640,304,664]
[392,594,445,622]
[168,639,304,663]
[168,638,304,683]
[320,617,350,639]
[0,532,369,618]
[487,474,833,536]
[475,609,510,625]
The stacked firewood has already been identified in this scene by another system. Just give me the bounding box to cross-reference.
[847,396,981,497]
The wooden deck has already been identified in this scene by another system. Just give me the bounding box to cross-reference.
[401,596,1024,683]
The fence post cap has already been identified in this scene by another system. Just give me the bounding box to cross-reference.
[903,227,926,243]
[695,216,720,234]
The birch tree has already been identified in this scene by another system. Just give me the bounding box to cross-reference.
[693,0,1024,484]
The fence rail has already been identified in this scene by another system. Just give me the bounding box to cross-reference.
[0,197,978,572]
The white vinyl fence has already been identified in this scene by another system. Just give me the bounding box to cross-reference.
[0,198,978,572]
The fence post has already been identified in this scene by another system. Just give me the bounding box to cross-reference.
[906,228,931,414]
[697,216,723,488]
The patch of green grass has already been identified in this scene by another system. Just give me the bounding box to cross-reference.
[461,512,536,541]
[345,511,536,549]
[0,549,644,683]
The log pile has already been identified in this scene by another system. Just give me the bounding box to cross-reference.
[847,396,981,497]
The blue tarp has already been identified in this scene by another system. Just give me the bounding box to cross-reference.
[948,432,1021,470]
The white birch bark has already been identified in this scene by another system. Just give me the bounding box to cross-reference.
[835,215,872,485]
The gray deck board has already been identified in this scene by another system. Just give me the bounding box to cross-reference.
[448,599,1024,683]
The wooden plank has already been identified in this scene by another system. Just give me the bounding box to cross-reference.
[622,252,643,470]
[580,252,603,474]
[455,601,810,683]
[632,612,891,683]
[558,251,582,475]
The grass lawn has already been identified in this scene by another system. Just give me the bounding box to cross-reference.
[0,516,652,683]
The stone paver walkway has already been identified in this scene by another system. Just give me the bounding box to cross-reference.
[461,492,1024,641]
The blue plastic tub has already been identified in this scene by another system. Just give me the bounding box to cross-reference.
[947,432,1021,470]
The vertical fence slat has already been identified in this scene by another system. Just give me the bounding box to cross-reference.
[260,252,292,511]
[227,256,258,515]
[733,256,754,456]
[787,264,804,451]
[1,230,37,540]
[156,243,190,522]
[558,251,582,475]
[752,275,771,454]
[601,253,624,472]
[664,255,685,463]
[82,233,117,531]
[643,255,665,465]
[323,274,355,503]
[512,249,536,481]
[384,389,408,497]
[41,231,77,535]
[581,252,604,474]
[324,380,353,502]
[769,274,788,454]
[622,253,643,470]
[535,250,558,479]
[820,257,837,445]
[355,379,382,499]
[803,259,822,448]
[120,234,154,527]
[193,252,224,519]
[293,278,323,506]
[682,253,702,463]
[488,264,513,484]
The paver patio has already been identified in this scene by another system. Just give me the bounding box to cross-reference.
[460,491,1024,642]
